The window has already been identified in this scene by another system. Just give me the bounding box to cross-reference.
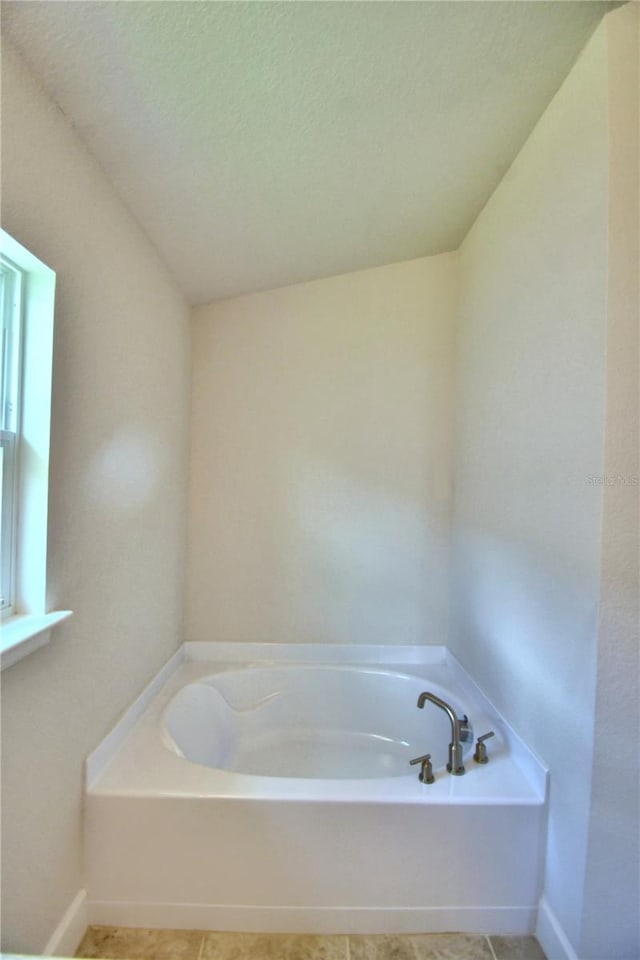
[0,230,71,669]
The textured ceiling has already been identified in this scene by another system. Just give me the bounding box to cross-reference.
[2,1,611,305]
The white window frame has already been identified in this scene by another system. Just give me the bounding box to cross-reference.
[0,230,71,669]
[1,254,24,615]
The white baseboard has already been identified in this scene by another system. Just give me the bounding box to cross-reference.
[88,901,536,935]
[536,897,579,960]
[43,889,88,957]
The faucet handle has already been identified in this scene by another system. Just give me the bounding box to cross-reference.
[474,731,495,764]
[458,714,472,743]
[409,753,435,784]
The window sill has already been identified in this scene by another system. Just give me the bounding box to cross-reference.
[0,610,73,670]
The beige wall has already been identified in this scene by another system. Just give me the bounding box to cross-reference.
[581,6,639,958]
[451,7,638,958]
[187,254,457,645]
[0,40,191,954]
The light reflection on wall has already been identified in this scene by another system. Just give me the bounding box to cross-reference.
[85,425,166,512]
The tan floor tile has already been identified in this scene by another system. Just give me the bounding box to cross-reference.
[348,935,416,960]
[489,937,547,960]
[409,933,494,959]
[348,933,494,960]
[285,935,348,960]
[201,932,348,960]
[75,925,203,959]
[411,933,493,960]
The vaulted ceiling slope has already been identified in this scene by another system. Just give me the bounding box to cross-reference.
[2,1,611,305]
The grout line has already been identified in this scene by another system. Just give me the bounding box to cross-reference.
[196,932,205,960]
[486,934,499,960]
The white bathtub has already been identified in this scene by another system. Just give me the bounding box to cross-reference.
[85,644,547,935]
[162,666,474,779]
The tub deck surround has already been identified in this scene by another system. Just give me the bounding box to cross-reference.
[84,644,548,935]
[85,643,546,801]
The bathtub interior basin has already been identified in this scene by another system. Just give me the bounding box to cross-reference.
[161,665,473,779]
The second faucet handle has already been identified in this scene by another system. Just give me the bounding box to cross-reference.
[474,731,495,764]
[409,753,435,784]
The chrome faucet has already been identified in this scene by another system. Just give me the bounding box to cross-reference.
[417,691,470,776]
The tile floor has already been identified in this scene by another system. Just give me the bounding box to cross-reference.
[75,927,548,960]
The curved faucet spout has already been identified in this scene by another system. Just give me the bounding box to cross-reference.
[417,691,457,732]
[417,691,465,775]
